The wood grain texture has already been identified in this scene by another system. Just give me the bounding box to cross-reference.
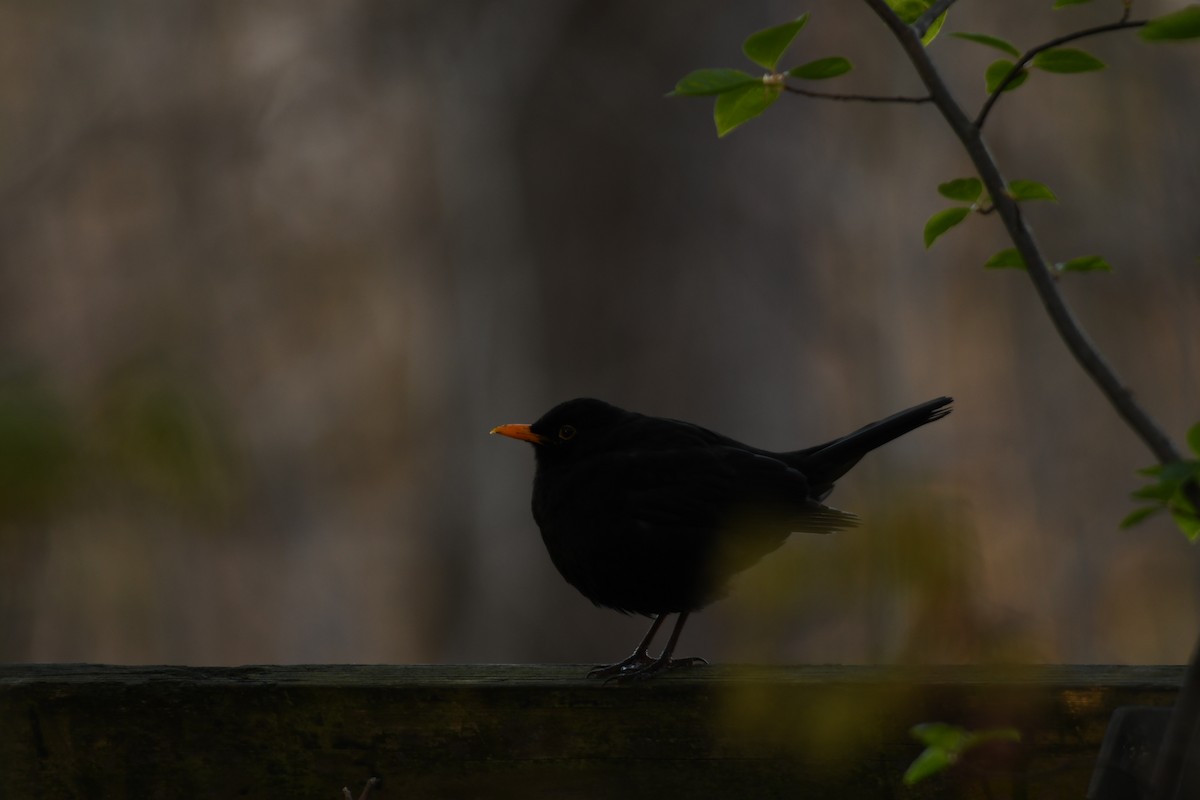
[0,664,1183,799]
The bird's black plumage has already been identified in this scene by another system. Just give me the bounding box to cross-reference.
[492,395,952,680]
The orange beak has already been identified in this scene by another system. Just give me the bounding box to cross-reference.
[490,423,547,445]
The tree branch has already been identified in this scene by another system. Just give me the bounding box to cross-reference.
[859,4,1200,797]
[976,19,1147,128]
[859,0,1188,474]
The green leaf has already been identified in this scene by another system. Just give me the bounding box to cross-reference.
[788,57,853,80]
[1032,47,1105,73]
[951,32,1021,57]
[1057,255,1113,273]
[985,59,1029,93]
[714,83,782,137]
[1161,460,1200,484]
[912,723,971,749]
[670,69,759,96]
[922,12,948,46]
[1054,0,1096,8]
[903,725,1019,785]
[938,177,983,203]
[1140,5,1200,42]
[985,248,1026,269]
[1132,483,1175,502]
[743,15,810,72]
[1121,505,1163,529]
[889,0,928,24]
[905,747,955,785]
[1187,421,1200,457]
[1171,509,1200,541]
[923,207,971,248]
[1008,180,1057,201]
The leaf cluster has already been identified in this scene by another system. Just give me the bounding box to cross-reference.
[954,31,1106,95]
[670,14,853,136]
[961,4,1200,123]
[1124,424,1200,540]
[924,177,1116,273]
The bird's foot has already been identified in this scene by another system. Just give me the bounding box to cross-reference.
[586,652,657,680]
[598,655,709,684]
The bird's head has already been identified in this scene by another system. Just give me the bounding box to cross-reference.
[491,398,631,464]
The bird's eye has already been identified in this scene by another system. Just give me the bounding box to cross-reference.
[557,424,577,441]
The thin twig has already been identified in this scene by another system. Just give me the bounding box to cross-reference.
[913,0,960,40]
[783,85,931,103]
[976,19,1147,128]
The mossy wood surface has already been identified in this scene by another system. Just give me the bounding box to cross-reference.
[0,663,1183,799]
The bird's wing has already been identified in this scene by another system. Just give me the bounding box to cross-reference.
[602,444,859,536]
[584,444,857,582]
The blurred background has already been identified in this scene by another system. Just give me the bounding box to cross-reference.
[0,0,1197,667]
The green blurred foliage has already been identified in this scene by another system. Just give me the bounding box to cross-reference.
[0,358,242,531]
[0,369,75,523]
[91,358,242,521]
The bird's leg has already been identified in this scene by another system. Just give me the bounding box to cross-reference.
[609,612,708,682]
[586,613,668,679]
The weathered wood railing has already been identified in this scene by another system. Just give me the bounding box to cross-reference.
[0,664,1183,798]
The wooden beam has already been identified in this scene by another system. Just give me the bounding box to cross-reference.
[0,664,1183,798]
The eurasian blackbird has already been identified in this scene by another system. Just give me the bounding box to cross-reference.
[491,396,952,680]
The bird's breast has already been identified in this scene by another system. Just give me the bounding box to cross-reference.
[528,460,737,615]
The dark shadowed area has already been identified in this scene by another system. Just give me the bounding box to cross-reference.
[1,0,1197,667]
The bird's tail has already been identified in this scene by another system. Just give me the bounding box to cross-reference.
[792,396,952,492]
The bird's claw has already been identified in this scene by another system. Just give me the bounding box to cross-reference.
[587,653,657,680]
[592,655,708,684]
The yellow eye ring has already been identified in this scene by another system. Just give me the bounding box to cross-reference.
[558,424,577,441]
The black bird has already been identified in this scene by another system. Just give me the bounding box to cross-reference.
[491,396,952,680]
